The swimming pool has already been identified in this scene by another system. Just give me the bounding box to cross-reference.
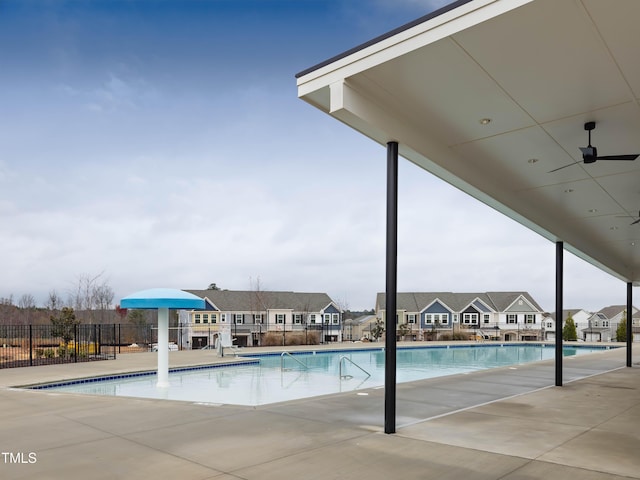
[36,344,614,406]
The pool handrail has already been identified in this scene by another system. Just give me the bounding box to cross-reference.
[280,351,308,371]
[339,355,371,379]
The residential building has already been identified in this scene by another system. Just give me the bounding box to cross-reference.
[583,312,612,342]
[375,292,544,341]
[543,306,639,342]
[344,314,377,341]
[183,290,342,348]
[595,305,639,342]
[543,309,591,341]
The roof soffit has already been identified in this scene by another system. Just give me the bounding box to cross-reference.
[297,0,640,285]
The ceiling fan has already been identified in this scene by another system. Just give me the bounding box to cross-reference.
[616,210,640,226]
[549,122,639,173]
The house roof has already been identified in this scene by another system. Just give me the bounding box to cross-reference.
[184,290,336,313]
[547,309,588,322]
[598,305,636,319]
[376,291,542,312]
[297,0,640,287]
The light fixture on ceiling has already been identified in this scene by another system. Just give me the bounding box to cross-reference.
[610,226,619,230]
[564,189,574,193]
[479,118,492,125]
[588,209,597,213]
[527,158,538,164]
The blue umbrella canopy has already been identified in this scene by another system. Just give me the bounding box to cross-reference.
[120,288,205,310]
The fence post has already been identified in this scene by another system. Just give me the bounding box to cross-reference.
[74,324,78,363]
[114,324,117,359]
[29,324,33,367]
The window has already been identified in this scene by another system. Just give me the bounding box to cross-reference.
[309,314,317,324]
[211,314,217,324]
[332,313,339,324]
[324,314,331,324]
[407,314,416,324]
[253,314,262,324]
[221,313,228,323]
[194,313,201,324]
[426,314,448,325]
[276,314,285,324]
[483,314,490,324]
[294,314,302,324]
[525,314,535,324]
[235,314,244,324]
[507,314,517,324]
[546,321,553,329]
[463,313,478,325]
[603,320,609,327]
[202,314,208,324]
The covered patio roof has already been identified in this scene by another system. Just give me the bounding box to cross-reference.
[296,0,640,285]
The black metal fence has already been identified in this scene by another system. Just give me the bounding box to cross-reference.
[0,324,117,368]
[0,323,190,369]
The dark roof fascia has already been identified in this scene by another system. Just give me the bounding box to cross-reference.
[295,0,475,79]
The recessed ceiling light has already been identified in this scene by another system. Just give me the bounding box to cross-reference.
[610,226,619,230]
[527,158,539,164]
[564,189,574,193]
[479,118,492,125]
[588,209,597,213]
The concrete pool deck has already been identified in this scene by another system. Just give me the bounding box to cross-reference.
[1,342,639,479]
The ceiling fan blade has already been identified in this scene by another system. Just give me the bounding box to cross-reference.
[596,154,639,161]
[631,218,640,225]
[548,162,579,173]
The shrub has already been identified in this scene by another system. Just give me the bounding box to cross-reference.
[439,333,469,341]
[261,331,320,346]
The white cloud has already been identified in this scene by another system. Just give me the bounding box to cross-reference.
[1,0,635,315]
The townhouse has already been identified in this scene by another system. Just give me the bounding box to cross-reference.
[375,292,544,341]
[182,289,342,348]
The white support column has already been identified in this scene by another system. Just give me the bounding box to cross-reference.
[157,307,170,388]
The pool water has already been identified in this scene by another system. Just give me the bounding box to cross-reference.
[40,344,612,406]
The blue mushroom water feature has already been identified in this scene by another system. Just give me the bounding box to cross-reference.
[120,288,205,387]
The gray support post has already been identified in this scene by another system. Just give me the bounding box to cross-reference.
[385,141,398,434]
[627,282,633,367]
[555,241,563,386]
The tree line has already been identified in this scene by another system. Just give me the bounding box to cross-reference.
[0,273,153,326]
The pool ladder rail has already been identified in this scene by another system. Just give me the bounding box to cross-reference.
[280,351,308,371]
[339,355,371,380]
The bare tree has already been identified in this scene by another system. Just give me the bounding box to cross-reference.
[0,295,19,325]
[45,290,64,313]
[0,295,14,306]
[249,276,268,346]
[94,283,114,323]
[17,293,36,325]
[69,272,114,323]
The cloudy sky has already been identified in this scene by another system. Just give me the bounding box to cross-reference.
[0,0,634,312]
